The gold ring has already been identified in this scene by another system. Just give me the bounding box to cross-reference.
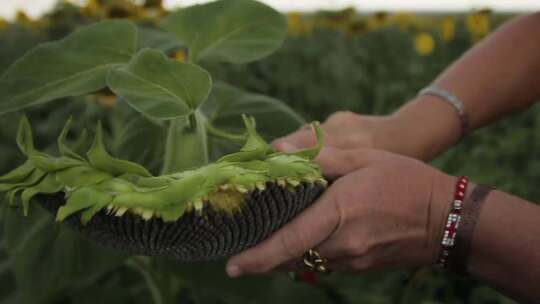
[300,249,330,274]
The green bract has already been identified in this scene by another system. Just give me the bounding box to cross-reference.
[0,116,325,224]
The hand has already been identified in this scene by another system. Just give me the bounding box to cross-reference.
[226,148,456,277]
[274,101,463,162]
[273,111,395,153]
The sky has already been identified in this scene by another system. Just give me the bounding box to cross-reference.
[1,0,540,20]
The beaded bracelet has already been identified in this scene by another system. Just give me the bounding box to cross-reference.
[437,176,469,268]
[418,85,469,138]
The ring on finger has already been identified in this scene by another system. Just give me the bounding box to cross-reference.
[299,249,331,274]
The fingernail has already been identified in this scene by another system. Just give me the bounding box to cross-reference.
[280,142,298,152]
[226,264,242,278]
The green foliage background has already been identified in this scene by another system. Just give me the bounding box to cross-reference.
[0,1,537,303]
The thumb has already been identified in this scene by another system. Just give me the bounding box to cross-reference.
[272,129,318,152]
[226,191,339,277]
[315,148,381,179]
[275,142,299,153]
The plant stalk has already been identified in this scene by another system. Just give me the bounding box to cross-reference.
[161,110,209,174]
[125,257,166,304]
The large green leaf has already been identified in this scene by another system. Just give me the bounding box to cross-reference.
[2,204,126,304]
[136,26,184,52]
[162,0,287,64]
[107,48,212,120]
[64,266,154,304]
[202,82,304,139]
[111,106,166,174]
[0,20,137,114]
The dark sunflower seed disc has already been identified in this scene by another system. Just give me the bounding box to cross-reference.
[37,181,325,261]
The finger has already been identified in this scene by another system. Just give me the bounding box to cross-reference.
[325,258,362,272]
[326,256,386,273]
[272,129,316,152]
[275,260,301,272]
[315,148,382,178]
[314,231,357,261]
[226,191,340,277]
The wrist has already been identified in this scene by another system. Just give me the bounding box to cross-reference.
[384,96,462,161]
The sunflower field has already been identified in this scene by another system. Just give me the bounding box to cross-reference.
[0,1,537,303]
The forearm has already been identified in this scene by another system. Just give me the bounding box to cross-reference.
[467,189,540,303]
[384,13,540,161]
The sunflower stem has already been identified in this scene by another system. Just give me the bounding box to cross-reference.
[161,111,208,174]
[125,257,167,304]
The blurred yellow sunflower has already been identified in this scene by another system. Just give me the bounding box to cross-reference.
[367,11,388,30]
[287,11,313,35]
[174,49,188,62]
[347,19,368,35]
[105,1,142,19]
[389,12,416,30]
[415,32,435,56]
[97,94,118,108]
[0,17,8,30]
[16,10,32,24]
[467,11,491,41]
[441,16,456,42]
[82,0,102,17]
[287,12,303,35]
[143,0,163,8]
